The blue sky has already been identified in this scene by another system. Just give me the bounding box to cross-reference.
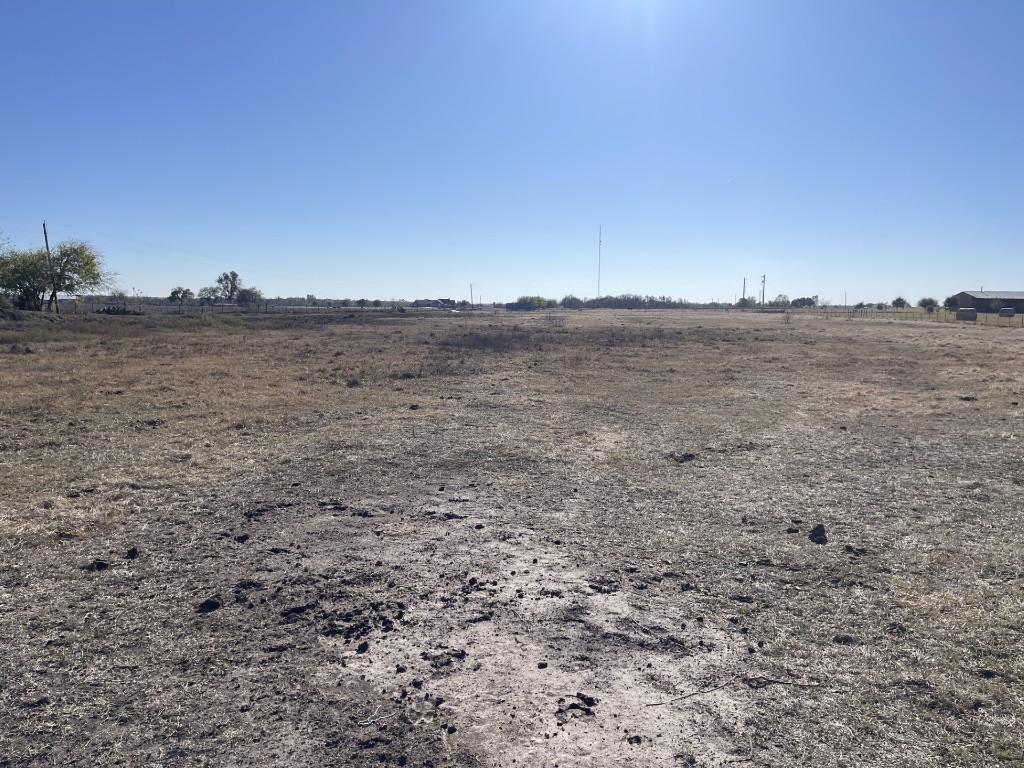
[2,1,1021,304]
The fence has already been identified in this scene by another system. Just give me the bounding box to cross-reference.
[791,307,1024,327]
[54,301,400,316]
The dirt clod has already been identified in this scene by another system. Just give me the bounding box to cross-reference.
[196,596,222,613]
[668,451,698,463]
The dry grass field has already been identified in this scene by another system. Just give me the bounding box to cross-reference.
[1,308,1022,767]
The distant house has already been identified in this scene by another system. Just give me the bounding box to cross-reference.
[953,291,1024,313]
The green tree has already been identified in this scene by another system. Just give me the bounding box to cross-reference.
[1,240,109,313]
[215,271,241,302]
[0,247,50,310]
[198,285,221,304]
[516,295,557,308]
[943,295,958,311]
[356,298,368,308]
[168,287,195,313]
[892,296,909,308]
[236,287,264,307]
[917,297,939,313]
[45,241,107,313]
[790,296,817,308]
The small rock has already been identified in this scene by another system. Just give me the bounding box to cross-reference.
[538,662,548,669]
[125,547,138,559]
[81,559,109,572]
[356,641,369,654]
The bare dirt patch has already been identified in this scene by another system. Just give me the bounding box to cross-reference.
[1,309,1022,766]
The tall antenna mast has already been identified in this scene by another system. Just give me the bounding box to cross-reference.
[597,225,602,299]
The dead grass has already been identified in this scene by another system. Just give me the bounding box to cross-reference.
[1,309,1022,766]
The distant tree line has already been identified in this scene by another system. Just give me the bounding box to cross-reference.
[168,271,264,310]
[557,294,825,310]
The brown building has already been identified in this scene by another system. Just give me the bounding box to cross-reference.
[953,291,1024,313]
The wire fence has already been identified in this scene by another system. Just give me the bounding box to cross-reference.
[41,300,1024,328]
[790,307,1024,328]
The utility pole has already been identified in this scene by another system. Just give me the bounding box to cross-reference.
[742,277,746,306]
[597,226,602,299]
[42,221,59,315]
[470,283,474,309]
[761,274,766,307]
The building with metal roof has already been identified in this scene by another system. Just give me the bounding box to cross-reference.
[954,291,1024,312]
